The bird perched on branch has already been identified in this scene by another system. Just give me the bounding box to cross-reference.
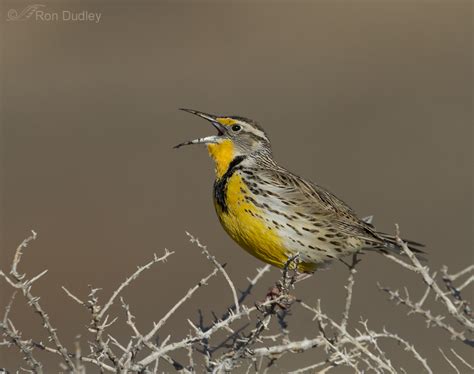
[175,109,424,273]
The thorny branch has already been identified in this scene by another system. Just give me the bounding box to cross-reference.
[380,226,474,347]
[0,231,75,371]
[1,228,473,373]
[186,232,241,314]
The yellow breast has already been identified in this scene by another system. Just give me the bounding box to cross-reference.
[207,138,315,272]
[214,173,291,268]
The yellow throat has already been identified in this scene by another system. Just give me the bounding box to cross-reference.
[207,139,236,178]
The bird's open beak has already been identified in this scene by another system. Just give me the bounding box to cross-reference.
[174,108,226,148]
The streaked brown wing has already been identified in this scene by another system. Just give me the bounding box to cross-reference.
[256,165,385,244]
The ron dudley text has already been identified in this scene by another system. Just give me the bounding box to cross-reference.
[36,10,102,23]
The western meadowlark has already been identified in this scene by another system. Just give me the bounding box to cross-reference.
[175,109,423,273]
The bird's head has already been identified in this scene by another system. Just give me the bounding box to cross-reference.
[175,109,272,177]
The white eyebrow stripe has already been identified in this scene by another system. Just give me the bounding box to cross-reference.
[236,120,268,140]
[249,128,269,140]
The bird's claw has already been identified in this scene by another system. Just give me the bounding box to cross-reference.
[256,284,296,313]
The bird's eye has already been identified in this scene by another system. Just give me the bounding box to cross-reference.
[232,124,241,132]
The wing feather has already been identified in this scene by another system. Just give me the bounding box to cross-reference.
[255,165,384,243]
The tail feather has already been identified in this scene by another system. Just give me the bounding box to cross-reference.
[360,216,426,261]
[377,232,426,261]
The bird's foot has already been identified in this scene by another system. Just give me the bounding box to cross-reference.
[256,282,296,312]
[256,255,308,312]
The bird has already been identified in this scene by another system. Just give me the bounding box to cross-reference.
[175,109,424,273]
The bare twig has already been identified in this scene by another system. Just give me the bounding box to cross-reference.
[439,348,460,374]
[98,249,174,320]
[0,232,75,371]
[378,283,470,344]
[340,254,359,331]
[394,225,474,331]
[187,232,240,313]
[0,292,43,373]
[139,267,219,352]
[450,348,474,370]
[441,265,472,318]
[1,229,472,373]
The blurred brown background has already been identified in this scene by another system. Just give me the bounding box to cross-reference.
[0,0,472,372]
